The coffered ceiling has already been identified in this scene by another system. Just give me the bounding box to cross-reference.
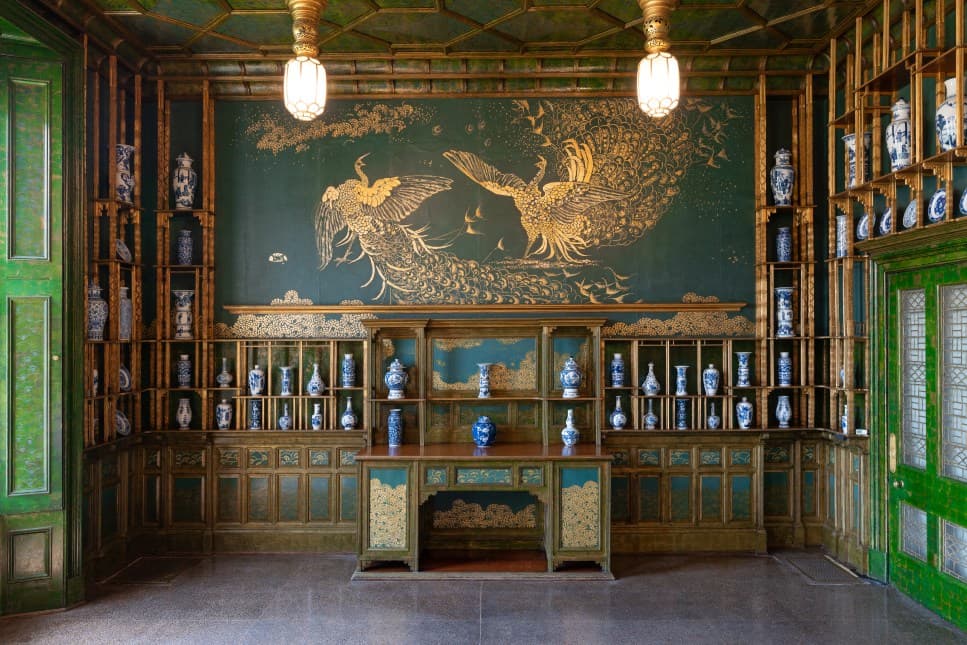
[28,1,881,95]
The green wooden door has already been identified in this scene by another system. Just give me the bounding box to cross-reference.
[0,55,66,613]
[887,265,967,627]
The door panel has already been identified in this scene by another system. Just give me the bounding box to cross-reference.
[888,269,967,628]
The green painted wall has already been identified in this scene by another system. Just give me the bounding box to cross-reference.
[213,97,754,316]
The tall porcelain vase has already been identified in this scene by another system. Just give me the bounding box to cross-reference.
[769,148,795,205]
[172,289,194,339]
[735,351,753,387]
[842,132,872,187]
[937,78,967,151]
[774,287,795,338]
[776,395,792,429]
[388,409,403,447]
[176,398,192,430]
[172,152,197,209]
[115,144,136,203]
[119,285,133,341]
[87,283,108,341]
[477,362,493,399]
[885,98,912,170]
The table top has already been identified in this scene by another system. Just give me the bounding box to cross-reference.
[356,443,608,461]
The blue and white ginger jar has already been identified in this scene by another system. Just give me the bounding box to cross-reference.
[472,415,496,447]
[937,78,967,152]
[769,148,795,205]
[886,98,912,170]
[559,356,582,398]
[842,132,871,187]
[87,283,108,341]
[384,358,408,400]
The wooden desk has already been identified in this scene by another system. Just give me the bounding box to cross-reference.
[355,443,611,575]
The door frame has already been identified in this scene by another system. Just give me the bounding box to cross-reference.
[864,220,967,626]
[0,2,86,610]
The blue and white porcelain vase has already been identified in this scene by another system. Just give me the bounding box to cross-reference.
[215,399,232,430]
[707,402,721,430]
[176,353,192,388]
[176,397,192,430]
[306,363,325,396]
[835,213,849,258]
[841,404,850,434]
[119,285,132,341]
[736,397,754,430]
[216,357,233,388]
[92,368,99,397]
[115,144,135,203]
[472,415,496,447]
[643,399,658,430]
[735,351,753,387]
[560,409,580,447]
[937,78,967,151]
[384,358,408,400]
[842,132,872,188]
[775,226,792,262]
[769,148,795,206]
[279,365,294,396]
[477,362,493,399]
[886,98,912,170]
[559,356,582,398]
[341,353,356,388]
[641,361,661,396]
[341,398,357,430]
[176,229,193,265]
[172,152,197,209]
[87,283,108,341]
[311,403,323,431]
[172,289,194,339]
[610,353,625,387]
[675,398,689,430]
[609,396,627,430]
[278,403,292,431]
[247,364,265,396]
[776,395,792,429]
[774,287,795,338]
[388,409,403,447]
[702,363,720,396]
[674,365,689,396]
[777,351,792,386]
[249,399,262,430]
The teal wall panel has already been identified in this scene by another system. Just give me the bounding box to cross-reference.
[639,476,660,522]
[278,475,300,522]
[340,474,357,522]
[309,475,330,521]
[217,476,240,523]
[701,475,722,521]
[611,476,630,522]
[248,476,270,522]
[731,475,752,522]
[670,475,691,521]
[214,98,754,312]
[172,476,203,523]
[764,471,790,517]
[803,471,816,517]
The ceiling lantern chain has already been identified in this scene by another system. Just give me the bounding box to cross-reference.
[284,0,327,122]
[636,0,680,119]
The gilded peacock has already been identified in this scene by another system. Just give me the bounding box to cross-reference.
[443,147,627,264]
[314,154,626,303]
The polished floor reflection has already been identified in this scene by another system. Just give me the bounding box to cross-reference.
[0,552,962,644]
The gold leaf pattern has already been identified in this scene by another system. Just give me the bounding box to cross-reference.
[369,479,407,549]
[432,499,537,529]
[561,480,600,549]
[432,350,537,392]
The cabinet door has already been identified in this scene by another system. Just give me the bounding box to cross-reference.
[553,463,610,569]
[359,464,415,568]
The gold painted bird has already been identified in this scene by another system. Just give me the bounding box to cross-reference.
[443,147,627,263]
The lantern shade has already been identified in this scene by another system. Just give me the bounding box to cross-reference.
[284,56,327,121]
[637,51,680,118]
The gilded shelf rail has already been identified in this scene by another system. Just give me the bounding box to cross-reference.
[223,302,747,315]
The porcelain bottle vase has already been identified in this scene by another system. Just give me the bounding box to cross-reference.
[87,283,108,340]
[841,404,849,434]
[643,399,658,430]
[609,396,627,430]
[477,362,493,398]
[172,289,194,339]
[560,409,580,447]
[736,397,754,430]
[388,409,403,447]
[776,395,792,429]
[215,399,232,430]
[885,98,912,170]
[278,403,292,430]
[176,229,193,265]
[937,78,967,151]
[610,353,625,387]
[707,402,721,429]
[216,357,233,388]
[769,148,794,205]
[176,353,191,388]
[311,403,323,431]
[702,363,720,396]
[674,365,689,396]
[306,363,325,396]
[176,397,192,430]
[341,397,358,430]
[384,358,408,400]
[341,353,356,388]
[172,152,197,209]
[119,285,132,341]
[247,364,265,396]
[279,365,294,396]
[641,361,661,396]
[472,415,497,447]
[559,356,582,398]
[115,144,135,203]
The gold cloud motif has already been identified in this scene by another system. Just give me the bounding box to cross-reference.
[432,498,537,529]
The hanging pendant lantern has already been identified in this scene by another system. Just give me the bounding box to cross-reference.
[636,0,681,118]
[284,1,327,121]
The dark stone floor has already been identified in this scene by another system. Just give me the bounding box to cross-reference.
[0,552,963,644]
